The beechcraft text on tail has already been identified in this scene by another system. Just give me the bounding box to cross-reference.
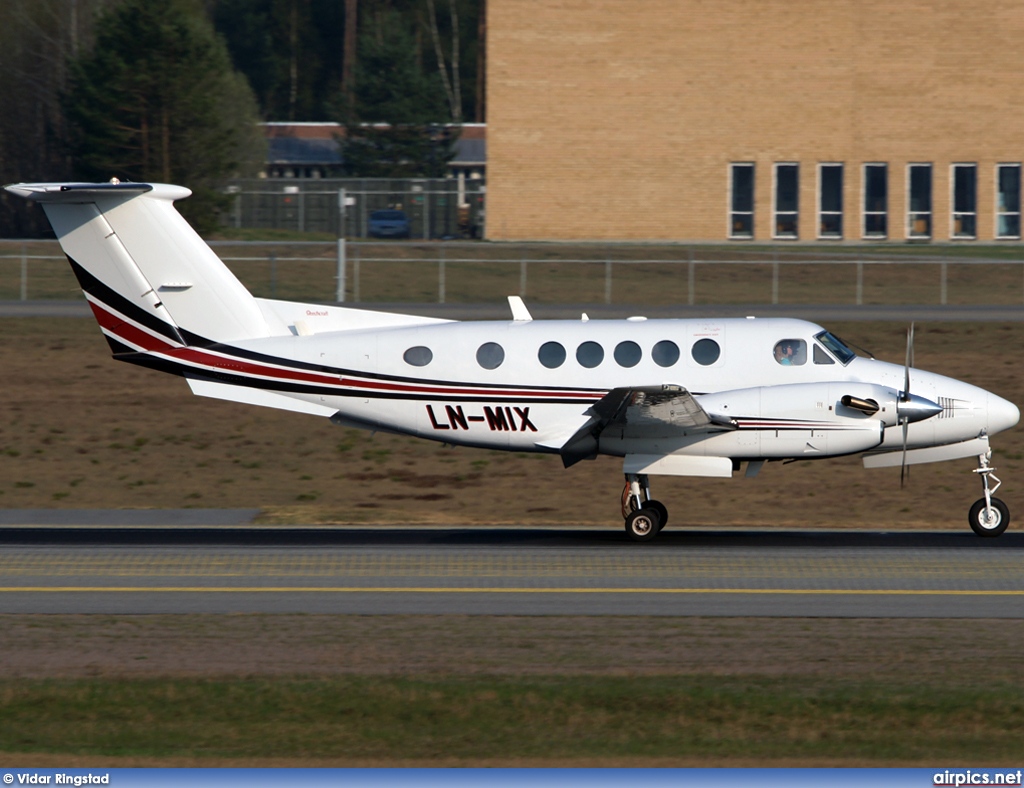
[6,180,1020,540]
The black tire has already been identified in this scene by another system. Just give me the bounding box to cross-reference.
[641,499,669,530]
[625,508,661,542]
[968,497,1010,537]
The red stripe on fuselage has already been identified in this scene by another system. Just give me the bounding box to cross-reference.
[90,300,604,401]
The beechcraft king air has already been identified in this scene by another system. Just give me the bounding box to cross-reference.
[7,181,1021,540]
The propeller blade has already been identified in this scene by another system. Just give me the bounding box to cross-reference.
[900,417,909,488]
[902,323,915,401]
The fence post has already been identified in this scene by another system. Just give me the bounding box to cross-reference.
[604,258,612,304]
[270,253,277,299]
[424,190,431,241]
[438,242,446,304]
[940,260,947,305]
[336,188,346,303]
[687,248,695,305]
[519,257,527,297]
[20,243,27,301]
[771,249,779,305]
[353,245,360,303]
[856,261,864,305]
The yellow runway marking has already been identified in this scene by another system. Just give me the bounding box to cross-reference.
[0,586,1022,595]
[2,554,1021,581]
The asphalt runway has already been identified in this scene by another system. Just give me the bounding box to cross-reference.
[1,521,1022,617]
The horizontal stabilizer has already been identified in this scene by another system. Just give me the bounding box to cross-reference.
[187,378,336,417]
[862,435,989,468]
[4,182,155,201]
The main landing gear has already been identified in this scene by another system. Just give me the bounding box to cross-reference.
[969,448,1010,537]
[621,473,669,542]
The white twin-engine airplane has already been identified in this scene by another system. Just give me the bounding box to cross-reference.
[7,181,1021,540]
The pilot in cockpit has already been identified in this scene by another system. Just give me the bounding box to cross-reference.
[773,339,806,366]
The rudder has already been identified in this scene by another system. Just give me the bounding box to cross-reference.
[6,182,270,347]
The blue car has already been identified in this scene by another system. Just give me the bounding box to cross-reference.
[367,209,411,238]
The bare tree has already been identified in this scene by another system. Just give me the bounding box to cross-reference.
[0,0,108,234]
[424,0,461,124]
[475,0,485,122]
[342,0,358,108]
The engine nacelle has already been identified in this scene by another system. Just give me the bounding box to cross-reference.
[697,382,895,458]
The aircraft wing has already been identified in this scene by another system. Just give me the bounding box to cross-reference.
[553,385,734,467]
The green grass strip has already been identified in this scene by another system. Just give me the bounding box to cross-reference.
[2,676,1023,762]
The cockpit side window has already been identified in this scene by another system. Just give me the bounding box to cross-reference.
[813,344,835,365]
[814,330,856,365]
[773,338,806,366]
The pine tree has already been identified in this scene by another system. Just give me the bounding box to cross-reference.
[64,0,265,233]
[338,9,456,178]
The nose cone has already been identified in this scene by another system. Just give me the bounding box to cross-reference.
[897,393,943,424]
[988,393,1020,436]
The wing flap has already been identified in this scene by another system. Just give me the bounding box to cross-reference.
[553,385,732,467]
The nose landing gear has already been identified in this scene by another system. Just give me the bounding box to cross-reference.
[621,474,669,541]
[969,448,1010,537]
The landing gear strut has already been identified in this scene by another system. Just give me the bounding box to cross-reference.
[969,448,1010,537]
[621,474,669,541]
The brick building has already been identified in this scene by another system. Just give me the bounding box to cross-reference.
[486,0,1024,242]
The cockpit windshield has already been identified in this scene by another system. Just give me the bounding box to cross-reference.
[814,330,856,365]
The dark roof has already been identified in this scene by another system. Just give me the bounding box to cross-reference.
[261,123,486,168]
[267,136,342,166]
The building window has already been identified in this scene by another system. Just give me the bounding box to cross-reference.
[863,163,888,239]
[996,164,1021,239]
[729,163,754,239]
[951,164,977,239]
[907,164,932,239]
[774,164,799,239]
[818,164,843,239]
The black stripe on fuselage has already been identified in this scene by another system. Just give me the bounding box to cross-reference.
[112,351,596,404]
[68,256,183,345]
[74,259,605,400]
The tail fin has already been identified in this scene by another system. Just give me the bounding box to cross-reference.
[5,182,269,347]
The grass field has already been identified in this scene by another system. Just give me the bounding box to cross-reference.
[1,616,1023,765]
[4,676,1023,764]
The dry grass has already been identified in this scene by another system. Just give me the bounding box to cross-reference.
[1,615,1022,682]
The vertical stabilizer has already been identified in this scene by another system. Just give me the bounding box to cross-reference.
[5,182,269,345]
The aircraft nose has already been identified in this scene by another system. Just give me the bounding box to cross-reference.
[987,392,1020,436]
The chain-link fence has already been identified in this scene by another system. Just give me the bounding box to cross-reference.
[225,178,486,240]
[4,239,1024,307]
